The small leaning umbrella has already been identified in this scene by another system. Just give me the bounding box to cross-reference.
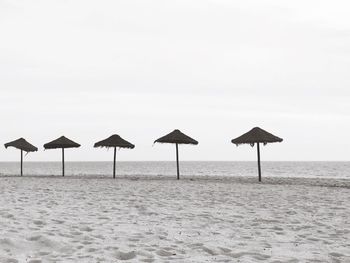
[231,127,283,182]
[4,138,38,176]
[154,129,198,180]
[94,134,135,179]
[43,136,81,177]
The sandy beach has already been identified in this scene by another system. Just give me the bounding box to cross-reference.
[0,176,349,262]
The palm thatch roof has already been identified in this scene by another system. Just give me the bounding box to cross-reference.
[4,138,38,152]
[154,129,198,145]
[231,127,283,146]
[44,136,81,149]
[94,134,135,149]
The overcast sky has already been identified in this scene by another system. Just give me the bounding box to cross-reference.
[0,0,349,162]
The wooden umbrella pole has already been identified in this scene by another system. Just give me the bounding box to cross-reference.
[176,143,180,180]
[257,143,261,182]
[20,150,23,176]
[62,148,65,177]
[113,147,116,179]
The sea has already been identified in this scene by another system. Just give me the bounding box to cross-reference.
[0,161,349,179]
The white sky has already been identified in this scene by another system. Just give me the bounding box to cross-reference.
[0,0,350,161]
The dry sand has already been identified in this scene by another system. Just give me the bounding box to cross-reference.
[0,176,349,262]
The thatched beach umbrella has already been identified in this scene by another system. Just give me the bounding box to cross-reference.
[94,134,135,179]
[43,136,80,177]
[231,127,283,182]
[4,138,38,176]
[154,129,198,180]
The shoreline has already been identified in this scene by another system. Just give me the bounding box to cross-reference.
[1,174,350,188]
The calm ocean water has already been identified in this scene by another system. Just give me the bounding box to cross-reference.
[0,162,349,179]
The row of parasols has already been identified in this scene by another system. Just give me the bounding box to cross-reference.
[4,127,283,182]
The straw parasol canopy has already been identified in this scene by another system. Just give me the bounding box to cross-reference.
[231,127,283,182]
[43,136,81,176]
[94,134,135,178]
[154,129,198,180]
[4,138,38,176]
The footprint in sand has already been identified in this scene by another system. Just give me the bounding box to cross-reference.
[86,247,98,253]
[128,238,140,242]
[1,212,14,219]
[33,220,45,226]
[26,235,61,250]
[0,238,16,248]
[218,247,232,253]
[0,257,18,263]
[80,226,93,232]
[229,252,271,260]
[52,219,65,224]
[202,246,219,256]
[156,249,176,257]
[115,251,137,260]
